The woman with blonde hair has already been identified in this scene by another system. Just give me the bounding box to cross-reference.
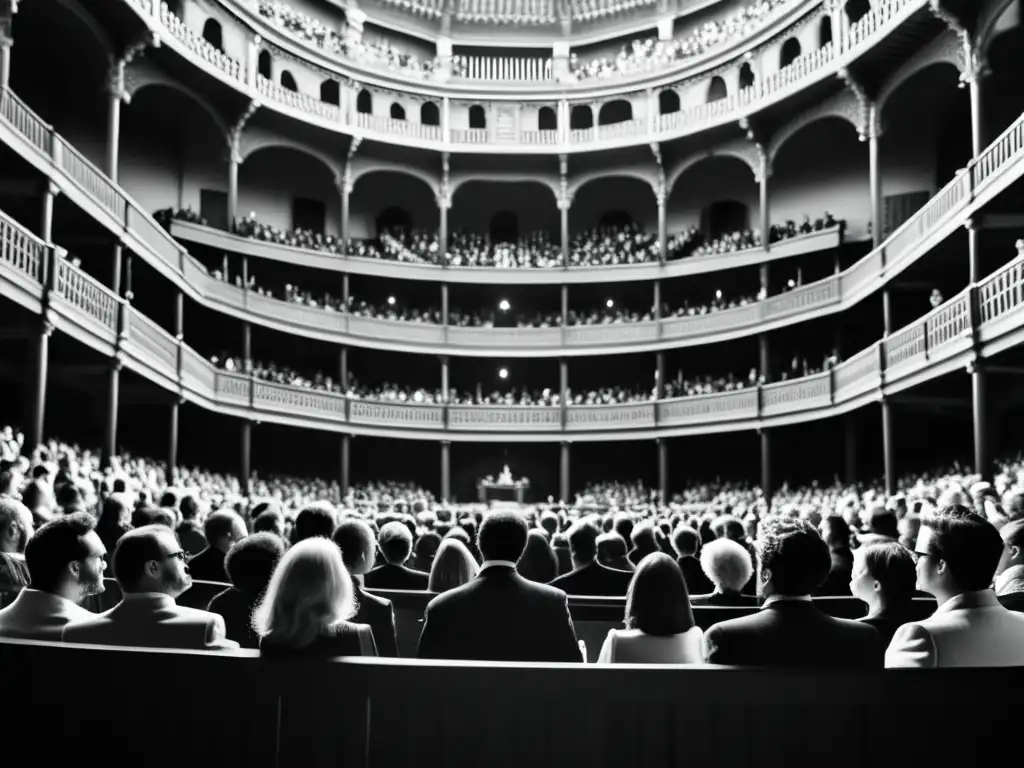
[253,538,377,658]
[428,538,479,593]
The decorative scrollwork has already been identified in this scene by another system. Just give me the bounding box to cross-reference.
[228,100,261,162]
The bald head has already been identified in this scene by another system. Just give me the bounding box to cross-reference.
[204,509,248,553]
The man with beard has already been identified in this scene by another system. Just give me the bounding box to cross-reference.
[0,512,104,639]
[62,525,239,650]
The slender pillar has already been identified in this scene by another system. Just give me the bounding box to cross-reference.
[561,284,569,325]
[972,363,990,482]
[0,38,10,91]
[342,273,350,311]
[844,413,858,485]
[759,172,770,250]
[758,334,770,382]
[438,200,449,262]
[106,70,122,183]
[966,218,980,284]
[340,434,351,496]
[242,322,252,371]
[657,438,668,502]
[441,440,451,502]
[559,358,569,423]
[653,280,661,322]
[40,182,57,242]
[760,429,772,505]
[29,321,52,449]
[560,201,569,267]
[124,252,133,300]
[111,243,123,297]
[881,399,895,496]
[441,283,449,325]
[656,351,665,399]
[559,441,570,503]
[869,128,882,248]
[339,346,348,390]
[657,194,667,263]
[227,154,239,233]
[440,356,449,401]
[168,399,179,481]
[759,263,769,296]
[883,289,892,336]
[968,75,985,160]
[339,179,350,245]
[241,421,252,496]
[103,362,121,470]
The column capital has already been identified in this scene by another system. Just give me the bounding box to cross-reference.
[0,0,19,46]
[964,217,978,233]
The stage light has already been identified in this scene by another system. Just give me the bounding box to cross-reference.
[499,299,511,312]
[499,367,509,380]
[606,299,614,308]
[787,279,796,288]
[715,289,722,300]
[387,295,396,306]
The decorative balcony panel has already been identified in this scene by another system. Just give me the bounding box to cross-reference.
[563,321,659,346]
[445,325,563,348]
[55,137,123,220]
[128,206,185,273]
[761,373,831,417]
[660,304,762,340]
[159,2,243,81]
[0,210,45,284]
[349,399,445,428]
[253,380,348,418]
[257,75,340,120]
[833,345,880,402]
[656,389,759,427]
[246,292,351,334]
[126,308,179,379]
[355,113,443,141]
[53,260,120,334]
[885,322,925,370]
[447,405,562,431]
[0,89,50,153]
[974,115,1024,196]
[980,259,1024,325]
[181,344,217,397]
[763,277,841,319]
[566,403,656,431]
[348,315,447,344]
[216,371,253,406]
[926,292,971,352]
[203,275,247,311]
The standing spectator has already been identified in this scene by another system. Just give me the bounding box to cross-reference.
[417,511,581,662]
[887,506,1024,667]
[187,510,248,583]
[994,519,1024,612]
[851,543,931,646]
[208,533,286,648]
[690,538,758,606]
[549,520,632,597]
[0,513,105,640]
[428,538,479,594]
[364,522,429,590]
[332,519,399,657]
[704,517,883,668]
[598,553,704,664]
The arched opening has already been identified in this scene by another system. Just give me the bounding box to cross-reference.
[490,211,519,243]
[538,106,557,130]
[570,105,593,130]
[702,201,750,239]
[658,89,680,115]
[667,156,757,243]
[390,103,406,120]
[780,38,802,69]
[165,0,183,16]
[258,50,272,79]
[739,63,755,90]
[598,210,634,230]
[376,207,413,238]
[421,101,440,126]
[707,76,728,103]
[240,146,341,236]
[356,89,372,115]
[598,99,633,126]
[280,71,298,92]
[844,0,871,25]
[469,105,487,129]
[202,19,223,52]
[320,79,340,105]
[819,16,833,47]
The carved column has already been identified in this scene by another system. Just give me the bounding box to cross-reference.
[438,153,451,262]
[656,180,667,264]
[338,172,352,245]
[228,101,259,234]
[440,440,451,502]
[559,441,570,503]
[0,0,15,91]
[106,64,124,183]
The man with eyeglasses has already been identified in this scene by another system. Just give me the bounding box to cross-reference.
[886,505,1024,668]
[62,525,239,650]
[0,512,104,640]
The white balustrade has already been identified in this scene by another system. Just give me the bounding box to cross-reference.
[127,308,179,377]
[257,75,340,121]
[447,405,562,431]
[0,209,46,283]
[54,259,120,332]
[216,371,253,405]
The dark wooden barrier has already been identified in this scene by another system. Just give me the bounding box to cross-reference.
[0,638,1015,768]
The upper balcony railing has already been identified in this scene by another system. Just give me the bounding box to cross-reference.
[117,0,926,151]
[3,86,1024,357]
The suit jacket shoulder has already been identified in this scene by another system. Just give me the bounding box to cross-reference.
[354,588,397,657]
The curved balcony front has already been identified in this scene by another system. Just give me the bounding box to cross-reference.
[5,206,1024,443]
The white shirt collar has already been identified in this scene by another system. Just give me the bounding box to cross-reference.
[479,560,517,573]
[761,594,812,609]
[121,591,174,602]
[995,564,1024,595]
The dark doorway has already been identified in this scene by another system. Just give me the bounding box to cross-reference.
[490,211,519,242]
[702,201,749,239]
[200,189,228,231]
[202,19,223,52]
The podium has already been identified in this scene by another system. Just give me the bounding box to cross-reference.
[477,479,530,504]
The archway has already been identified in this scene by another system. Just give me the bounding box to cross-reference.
[320,79,339,105]
[356,90,372,115]
[280,71,298,92]
[707,76,728,103]
[570,105,593,130]
[421,102,440,126]
[780,38,802,69]
[202,19,223,52]
[844,0,871,25]
[819,16,833,47]
[598,100,633,125]
[350,171,439,240]
[538,106,557,130]
[569,176,656,234]
[469,105,487,129]
[390,103,406,120]
[739,63,755,90]
[240,145,341,235]
[659,89,680,115]
[490,211,519,243]
[258,50,272,79]
[667,155,757,238]
[376,207,413,237]
[702,201,750,239]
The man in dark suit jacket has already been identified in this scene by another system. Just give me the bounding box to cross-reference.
[186,510,247,583]
[549,519,632,597]
[419,510,582,662]
[670,525,714,596]
[364,521,429,591]
[815,515,853,596]
[332,519,399,657]
[704,516,883,669]
[207,532,285,649]
[995,519,1024,613]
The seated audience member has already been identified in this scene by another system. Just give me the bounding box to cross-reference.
[598,552,704,664]
[518,529,558,584]
[255,538,377,658]
[995,519,1024,612]
[418,510,581,662]
[187,510,248,583]
[0,498,31,591]
[627,522,660,567]
[428,538,479,594]
[858,506,900,546]
[364,522,429,590]
[0,513,105,639]
[704,516,883,668]
[253,508,286,538]
[62,525,239,650]
[691,538,758,606]
[208,533,286,648]
[549,520,632,597]
[712,515,757,595]
[332,519,399,657]
[899,512,921,551]
[551,532,572,576]
[671,525,714,596]
[291,502,337,544]
[597,531,635,572]
[816,515,854,596]
[96,495,132,575]
[851,543,927,646]
[886,505,1024,667]
[539,510,559,540]
[55,483,86,515]
[176,495,207,557]
[412,530,442,573]
[20,479,56,526]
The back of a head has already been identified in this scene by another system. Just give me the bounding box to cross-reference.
[477,511,529,563]
[225,532,286,595]
[868,506,899,538]
[112,525,169,592]
[712,515,746,543]
[292,503,337,544]
[331,519,376,573]
[756,516,831,596]
[671,525,701,559]
[630,521,658,550]
[379,521,414,564]
[597,532,628,562]
[921,504,1003,591]
[251,499,283,520]
[179,494,202,522]
[699,538,753,593]
[567,519,600,563]
[613,514,633,544]
[820,515,851,548]
[20,480,51,512]
[539,510,559,537]
[253,537,356,647]
[624,552,695,636]
[443,526,471,547]
[253,510,284,536]
[24,512,97,594]
[858,542,917,602]
[414,530,441,564]
[99,494,130,531]
[1001,518,1024,549]
[55,483,85,513]
[518,529,556,581]
[0,496,31,552]
[159,489,181,510]
[428,538,479,593]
